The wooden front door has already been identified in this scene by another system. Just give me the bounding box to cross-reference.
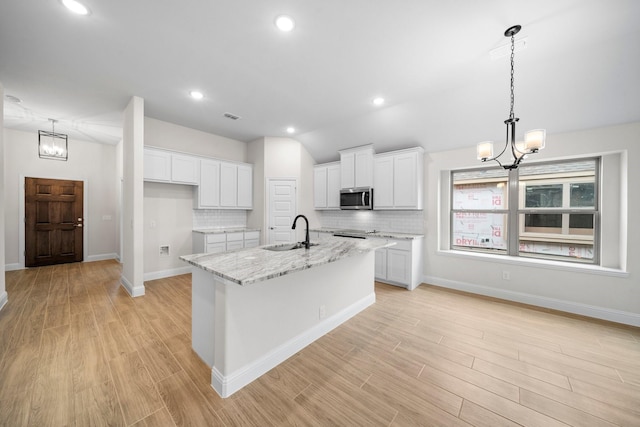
[25,177,84,267]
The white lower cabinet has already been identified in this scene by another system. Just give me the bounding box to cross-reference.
[374,238,422,290]
[192,230,261,254]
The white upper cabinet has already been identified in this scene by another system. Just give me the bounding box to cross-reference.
[314,162,340,210]
[144,148,171,182]
[373,147,424,210]
[237,164,253,209]
[220,161,253,209]
[220,162,238,207]
[145,146,252,210]
[171,153,199,185]
[339,145,374,189]
[373,154,394,209]
[195,159,220,209]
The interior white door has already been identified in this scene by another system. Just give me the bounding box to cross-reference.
[268,179,297,244]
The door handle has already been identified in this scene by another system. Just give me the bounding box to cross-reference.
[269,227,275,230]
[74,224,83,228]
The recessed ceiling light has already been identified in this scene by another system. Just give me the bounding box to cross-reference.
[189,91,204,100]
[61,0,90,15]
[275,15,295,32]
[372,97,385,106]
[286,127,295,134]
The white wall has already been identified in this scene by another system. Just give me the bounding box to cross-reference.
[3,128,119,268]
[424,122,639,326]
[257,137,320,242]
[145,117,246,161]
[0,82,7,311]
[142,118,247,277]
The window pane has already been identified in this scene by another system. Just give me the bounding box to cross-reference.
[570,183,594,208]
[452,169,508,210]
[453,182,507,210]
[524,184,563,207]
[519,241,594,261]
[569,214,594,236]
[452,212,507,251]
[524,214,562,233]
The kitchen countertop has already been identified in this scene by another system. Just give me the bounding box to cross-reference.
[310,227,424,240]
[181,236,393,286]
[192,227,261,234]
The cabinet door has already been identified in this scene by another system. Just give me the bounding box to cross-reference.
[237,164,253,208]
[394,151,419,208]
[387,248,411,285]
[206,242,226,254]
[374,248,387,280]
[354,149,373,188]
[326,164,341,208]
[220,162,238,207]
[171,154,199,184]
[373,155,394,209]
[313,167,328,209]
[340,152,355,189]
[144,148,171,182]
[226,240,244,251]
[198,159,220,208]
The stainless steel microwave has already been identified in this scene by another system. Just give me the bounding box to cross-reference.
[340,187,373,210]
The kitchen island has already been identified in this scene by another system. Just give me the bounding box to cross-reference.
[180,236,392,398]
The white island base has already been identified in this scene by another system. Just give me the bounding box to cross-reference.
[191,251,375,398]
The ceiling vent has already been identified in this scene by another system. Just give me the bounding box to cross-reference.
[223,112,241,120]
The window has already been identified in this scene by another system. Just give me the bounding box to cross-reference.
[451,159,599,263]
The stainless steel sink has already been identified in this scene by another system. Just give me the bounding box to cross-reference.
[262,242,318,251]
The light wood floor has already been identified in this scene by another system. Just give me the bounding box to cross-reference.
[1,260,639,426]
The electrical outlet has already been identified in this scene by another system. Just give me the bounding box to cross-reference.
[502,271,510,280]
[319,305,326,319]
[159,245,170,256]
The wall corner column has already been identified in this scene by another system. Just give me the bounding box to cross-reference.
[121,96,145,297]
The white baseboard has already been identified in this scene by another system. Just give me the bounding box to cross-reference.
[0,291,8,312]
[86,253,119,262]
[211,292,376,398]
[423,275,640,327]
[4,263,20,271]
[144,266,192,282]
[120,275,145,297]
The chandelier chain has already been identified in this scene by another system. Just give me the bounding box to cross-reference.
[509,34,515,120]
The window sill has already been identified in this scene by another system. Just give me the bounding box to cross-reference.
[437,249,628,278]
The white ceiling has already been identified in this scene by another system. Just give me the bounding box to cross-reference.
[1,0,639,163]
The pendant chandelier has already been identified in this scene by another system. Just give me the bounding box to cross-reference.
[477,25,545,170]
[38,118,68,161]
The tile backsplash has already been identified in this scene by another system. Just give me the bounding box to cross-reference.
[193,209,247,229]
[318,210,425,235]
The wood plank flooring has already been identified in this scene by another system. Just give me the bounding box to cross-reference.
[1,260,639,426]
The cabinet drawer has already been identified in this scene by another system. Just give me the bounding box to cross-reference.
[206,234,226,244]
[226,232,244,242]
[389,239,412,251]
[226,240,244,251]
[244,239,259,249]
[206,242,226,254]
[244,231,260,241]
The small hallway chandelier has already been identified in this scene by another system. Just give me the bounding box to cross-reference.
[38,118,68,161]
[477,25,545,170]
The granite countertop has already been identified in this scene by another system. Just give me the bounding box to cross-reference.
[310,227,424,240]
[181,236,393,286]
[192,227,261,234]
